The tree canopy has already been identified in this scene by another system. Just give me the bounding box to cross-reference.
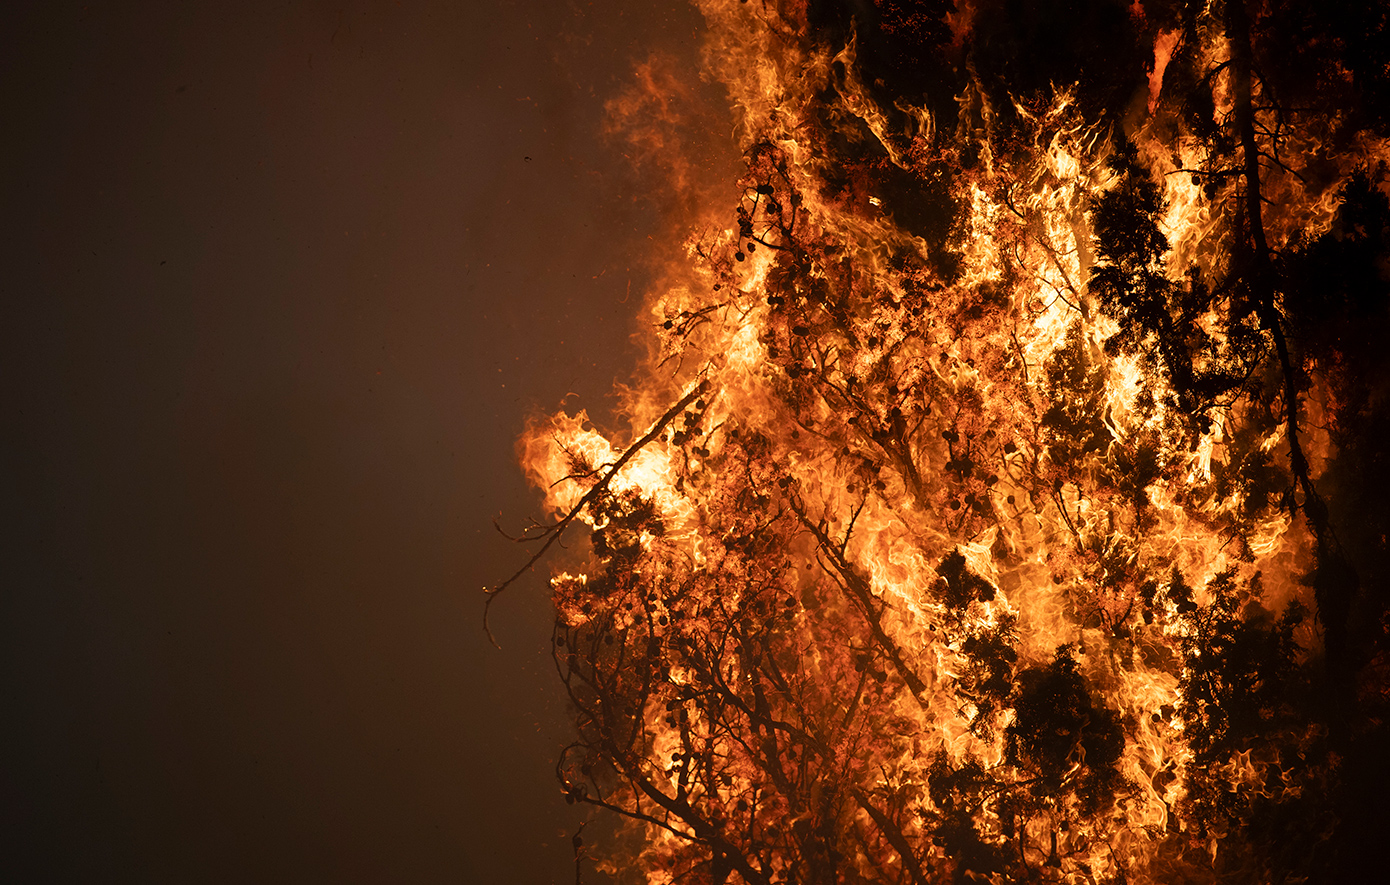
[497,2,1390,882]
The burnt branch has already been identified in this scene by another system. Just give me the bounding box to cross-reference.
[485,381,708,644]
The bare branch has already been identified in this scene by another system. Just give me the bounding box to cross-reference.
[484,380,709,645]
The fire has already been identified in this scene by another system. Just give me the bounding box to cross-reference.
[495,2,1390,883]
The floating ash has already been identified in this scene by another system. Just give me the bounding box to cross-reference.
[492,2,1390,882]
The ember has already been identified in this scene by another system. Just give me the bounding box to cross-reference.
[494,1,1390,882]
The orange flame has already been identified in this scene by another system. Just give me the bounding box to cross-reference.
[515,2,1390,882]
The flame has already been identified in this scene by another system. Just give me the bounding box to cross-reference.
[514,2,1390,883]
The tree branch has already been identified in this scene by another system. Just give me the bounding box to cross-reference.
[484,380,709,645]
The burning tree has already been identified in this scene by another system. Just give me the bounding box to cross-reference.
[492,1,1390,882]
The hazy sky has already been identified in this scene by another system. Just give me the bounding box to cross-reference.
[4,1,731,880]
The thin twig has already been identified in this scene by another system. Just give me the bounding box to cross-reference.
[484,380,708,645]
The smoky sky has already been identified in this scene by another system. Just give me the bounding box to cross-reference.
[2,1,732,881]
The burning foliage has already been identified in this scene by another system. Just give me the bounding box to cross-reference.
[493,1,1390,882]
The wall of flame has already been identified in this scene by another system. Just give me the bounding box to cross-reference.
[518,1,1390,883]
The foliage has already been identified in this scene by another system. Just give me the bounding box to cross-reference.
[498,1,1390,882]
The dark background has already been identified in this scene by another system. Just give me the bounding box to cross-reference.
[2,1,731,881]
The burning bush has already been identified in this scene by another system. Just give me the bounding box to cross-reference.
[493,1,1390,882]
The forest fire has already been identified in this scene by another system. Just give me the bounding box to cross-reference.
[492,1,1390,882]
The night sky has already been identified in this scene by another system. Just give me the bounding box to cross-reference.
[3,1,732,880]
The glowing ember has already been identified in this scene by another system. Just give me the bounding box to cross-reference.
[493,2,1390,882]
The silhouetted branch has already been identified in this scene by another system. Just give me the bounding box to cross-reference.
[484,380,708,645]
